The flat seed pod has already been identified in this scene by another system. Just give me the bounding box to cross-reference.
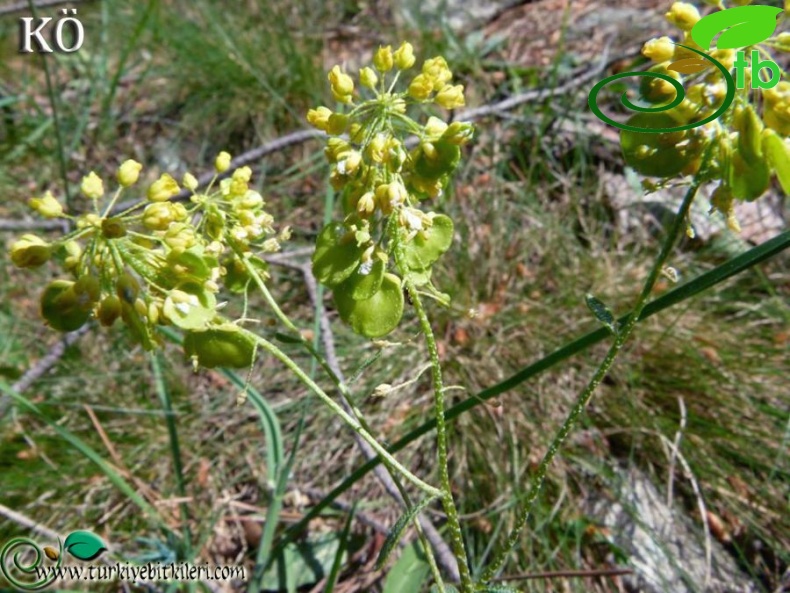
[40,280,92,332]
[341,258,386,301]
[312,222,364,287]
[184,326,256,368]
[334,273,404,338]
[163,283,217,330]
[402,214,454,271]
[729,151,770,202]
[620,112,703,178]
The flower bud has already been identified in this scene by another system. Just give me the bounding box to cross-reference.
[424,116,448,139]
[360,66,378,89]
[307,106,332,131]
[373,45,393,72]
[665,2,701,31]
[143,202,179,231]
[147,173,180,202]
[215,151,232,173]
[422,56,452,90]
[328,65,354,103]
[441,121,474,145]
[10,234,51,268]
[337,151,362,175]
[393,42,416,70]
[642,37,675,63]
[327,113,349,135]
[183,172,199,191]
[81,171,104,200]
[408,73,434,100]
[29,191,63,218]
[435,84,465,109]
[357,191,376,215]
[164,223,197,252]
[117,159,142,187]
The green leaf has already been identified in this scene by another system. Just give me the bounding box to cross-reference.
[162,283,217,331]
[260,533,358,591]
[585,293,617,335]
[381,540,431,593]
[63,531,107,561]
[312,222,364,287]
[402,214,454,271]
[414,139,461,180]
[477,586,521,593]
[762,129,790,194]
[430,586,459,593]
[376,497,434,570]
[334,273,404,338]
[342,257,385,301]
[729,151,770,201]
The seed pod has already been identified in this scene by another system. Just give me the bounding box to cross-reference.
[40,280,91,332]
[116,274,140,304]
[183,325,256,368]
[98,295,122,326]
[101,217,127,238]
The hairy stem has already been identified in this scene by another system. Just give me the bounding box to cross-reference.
[480,180,702,582]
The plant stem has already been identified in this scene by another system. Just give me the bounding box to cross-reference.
[239,328,443,499]
[480,180,702,582]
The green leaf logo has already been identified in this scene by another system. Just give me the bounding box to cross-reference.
[691,5,781,51]
[63,531,107,561]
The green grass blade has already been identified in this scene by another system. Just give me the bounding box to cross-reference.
[324,501,356,593]
[279,230,790,545]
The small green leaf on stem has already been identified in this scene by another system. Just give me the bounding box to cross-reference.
[585,293,618,335]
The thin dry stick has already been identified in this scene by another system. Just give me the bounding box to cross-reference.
[0,0,93,17]
[275,256,462,583]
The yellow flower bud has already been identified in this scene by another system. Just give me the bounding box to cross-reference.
[360,66,378,89]
[337,150,362,175]
[357,191,376,215]
[393,41,416,70]
[147,173,180,202]
[143,202,181,231]
[117,159,142,187]
[373,45,393,72]
[164,223,197,252]
[233,166,252,183]
[215,151,232,173]
[328,65,354,103]
[29,191,63,218]
[80,171,104,200]
[10,234,51,268]
[183,172,198,191]
[307,106,333,131]
[408,73,434,100]
[665,2,701,31]
[435,84,465,109]
[642,37,675,63]
[424,116,448,140]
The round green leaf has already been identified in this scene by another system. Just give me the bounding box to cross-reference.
[340,258,386,301]
[64,531,107,561]
[184,325,256,368]
[402,214,454,271]
[312,222,364,287]
[414,139,461,181]
[334,273,404,338]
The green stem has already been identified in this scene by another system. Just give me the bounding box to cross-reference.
[480,180,702,583]
[238,328,442,498]
[393,235,473,591]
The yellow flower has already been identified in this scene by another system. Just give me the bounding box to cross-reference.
[328,65,354,103]
[117,159,142,187]
[10,234,51,268]
[373,45,393,72]
[665,2,701,31]
[393,42,416,70]
[29,191,63,218]
[435,84,465,109]
[80,171,104,200]
[147,173,181,202]
[360,67,378,89]
[408,73,434,100]
[642,37,675,63]
[142,202,186,231]
[215,151,232,173]
[422,56,452,91]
